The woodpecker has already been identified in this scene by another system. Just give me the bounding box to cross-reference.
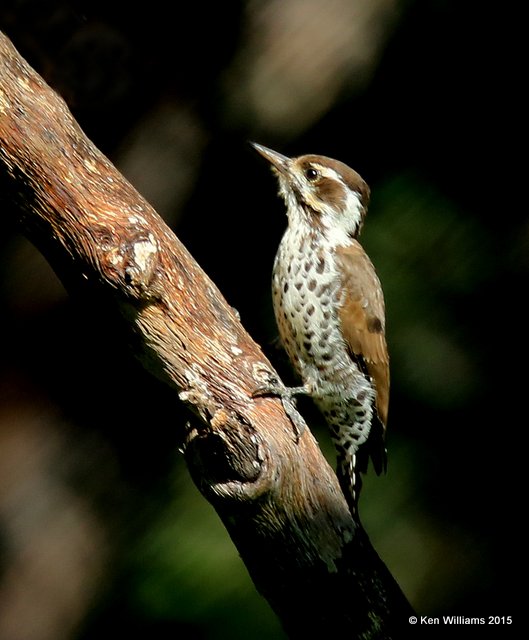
[252,143,389,516]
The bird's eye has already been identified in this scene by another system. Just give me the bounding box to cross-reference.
[305,167,319,181]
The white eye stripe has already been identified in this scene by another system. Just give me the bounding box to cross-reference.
[310,165,342,182]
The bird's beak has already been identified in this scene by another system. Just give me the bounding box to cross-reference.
[251,142,290,175]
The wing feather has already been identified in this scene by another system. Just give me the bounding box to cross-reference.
[335,242,389,429]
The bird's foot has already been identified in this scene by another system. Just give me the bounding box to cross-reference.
[252,371,308,440]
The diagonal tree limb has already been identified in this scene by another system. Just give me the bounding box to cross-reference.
[0,32,413,638]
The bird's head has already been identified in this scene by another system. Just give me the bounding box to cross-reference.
[252,143,369,241]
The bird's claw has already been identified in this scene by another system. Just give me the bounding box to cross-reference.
[252,374,307,441]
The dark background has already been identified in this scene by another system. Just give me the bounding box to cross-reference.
[0,1,522,638]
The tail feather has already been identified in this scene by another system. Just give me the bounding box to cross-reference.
[368,416,388,475]
[336,449,362,517]
[334,416,387,517]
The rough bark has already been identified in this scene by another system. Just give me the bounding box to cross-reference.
[0,32,413,638]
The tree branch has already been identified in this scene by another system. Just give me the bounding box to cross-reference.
[0,32,413,638]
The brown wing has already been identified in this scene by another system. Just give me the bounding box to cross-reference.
[335,242,389,429]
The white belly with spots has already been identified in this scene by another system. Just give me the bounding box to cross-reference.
[272,227,373,421]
